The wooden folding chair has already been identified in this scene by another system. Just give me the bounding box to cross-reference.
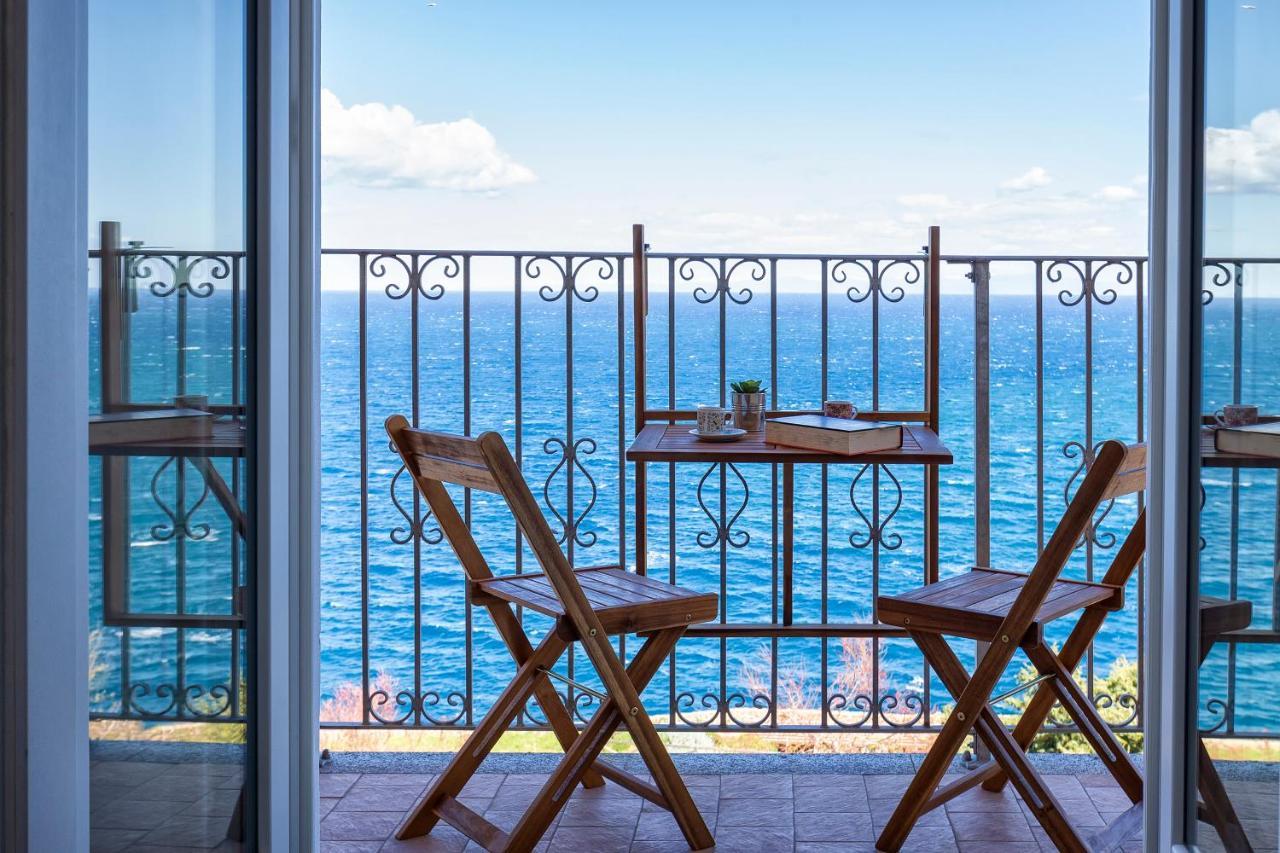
[385,415,718,852]
[875,440,1147,852]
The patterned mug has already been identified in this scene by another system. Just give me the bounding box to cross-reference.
[823,400,858,420]
[696,405,734,434]
[1216,404,1259,428]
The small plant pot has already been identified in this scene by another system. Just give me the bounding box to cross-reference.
[731,391,766,433]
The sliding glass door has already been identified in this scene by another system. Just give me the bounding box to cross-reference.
[1188,1,1280,850]
[87,2,254,848]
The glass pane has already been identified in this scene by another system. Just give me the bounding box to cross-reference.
[1196,1,1280,849]
[87,2,251,848]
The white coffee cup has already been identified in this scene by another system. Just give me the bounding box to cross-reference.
[697,405,733,434]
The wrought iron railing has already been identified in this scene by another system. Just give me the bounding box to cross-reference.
[84,231,1280,740]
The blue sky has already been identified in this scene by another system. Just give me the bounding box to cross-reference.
[319,1,1154,258]
[86,1,1280,273]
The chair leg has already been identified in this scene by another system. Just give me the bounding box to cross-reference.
[608,629,713,851]
[875,632,999,852]
[1199,738,1254,853]
[396,632,567,840]
[505,630,698,851]
[912,633,1089,853]
[1024,643,1143,802]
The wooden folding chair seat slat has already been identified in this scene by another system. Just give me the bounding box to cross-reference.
[385,415,716,852]
[878,568,1124,645]
[475,567,718,638]
[873,440,1147,852]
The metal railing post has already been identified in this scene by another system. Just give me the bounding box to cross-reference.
[969,259,993,763]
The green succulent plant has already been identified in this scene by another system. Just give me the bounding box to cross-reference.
[730,379,766,394]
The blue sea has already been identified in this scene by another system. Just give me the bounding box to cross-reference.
[88,283,1280,733]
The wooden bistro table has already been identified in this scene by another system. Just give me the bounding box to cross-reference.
[625,421,953,630]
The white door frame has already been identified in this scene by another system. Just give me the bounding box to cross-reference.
[254,0,321,847]
[0,0,90,848]
[1147,0,1205,849]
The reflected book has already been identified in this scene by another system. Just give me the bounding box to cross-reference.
[764,415,902,455]
[1215,421,1280,458]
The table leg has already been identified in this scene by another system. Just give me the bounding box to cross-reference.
[189,455,248,539]
[783,462,794,626]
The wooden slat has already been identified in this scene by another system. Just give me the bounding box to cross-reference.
[1101,443,1146,500]
[411,453,500,493]
[1087,801,1143,852]
[676,621,910,639]
[920,761,1003,813]
[396,425,488,466]
[593,759,670,809]
[434,795,509,851]
[1201,597,1252,639]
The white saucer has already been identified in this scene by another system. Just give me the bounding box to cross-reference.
[689,427,747,442]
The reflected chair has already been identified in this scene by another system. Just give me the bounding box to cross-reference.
[1198,597,1254,852]
[875,440,1146,852]
[385,415,717,852]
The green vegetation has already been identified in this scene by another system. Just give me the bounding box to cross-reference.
[1003,656,1142,753]
[730,379,766,394]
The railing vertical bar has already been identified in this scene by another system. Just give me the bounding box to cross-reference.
[360,254,370,723]
[411,252,423,725]
[820,258,830,727]
[1036,261,1045,552]
[230,253,241,717]
[463,254,474,725]
[1135,260,1146,727]
[1227,262,1244,733]
[871,259,882,728]
[770,258,779,728]
[972,262,991,567]
[972,260,992,762]
[1272,474,1280,633]
[667,257,677,725]
[513,257,527,724]
[564,255,577,707]
[718,260,728,727]
[617,258,628,666]
[1084,260,1096,703]
[175,459,187,719]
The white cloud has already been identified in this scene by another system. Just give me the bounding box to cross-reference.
[896,193,954,209]
[999,166,1052,192]
[1205,109,1280,193]
[321,88,536,192]
[1096,184,1140,202]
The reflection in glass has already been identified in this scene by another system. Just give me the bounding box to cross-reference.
[88,2,251,849]
[1196,1,1280,850]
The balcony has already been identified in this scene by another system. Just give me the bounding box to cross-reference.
[86,228,1280,850]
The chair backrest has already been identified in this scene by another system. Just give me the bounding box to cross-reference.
[999,440,1146,638]
[384,416,598,629]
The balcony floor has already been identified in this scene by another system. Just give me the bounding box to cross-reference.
[87,747,1280,852]
[316,769,1144,853]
